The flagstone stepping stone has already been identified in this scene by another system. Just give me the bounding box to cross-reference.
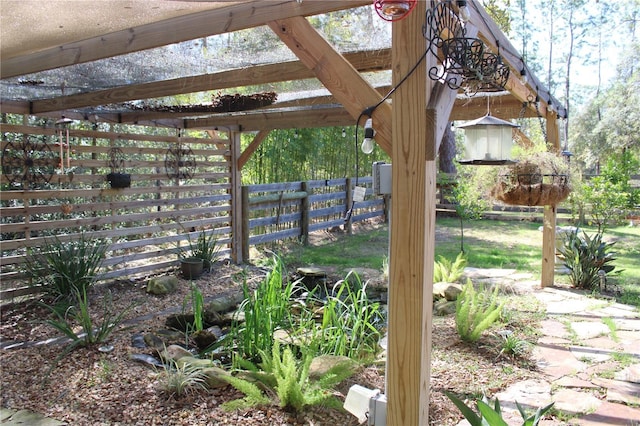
[533,344,587,380]
[615,363,640,383]
[615,318,640,331]
[553,376,599,389]
[552,388,602,414]
[570,345,612,363]
[592,377,640,405]
[493,379,552,412]
[570,321,611,340]
[577,400,640,425]
[0,408,66,426]
[540,319,570,339]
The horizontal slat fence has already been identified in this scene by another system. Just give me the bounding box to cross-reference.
[1,121,233,300]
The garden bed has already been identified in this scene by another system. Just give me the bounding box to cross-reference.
[0,230,542,425]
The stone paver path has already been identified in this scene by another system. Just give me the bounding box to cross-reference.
[497,285,640,425]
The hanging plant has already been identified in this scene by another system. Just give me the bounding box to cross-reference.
[106,146,131,189]
[490,151,571,206]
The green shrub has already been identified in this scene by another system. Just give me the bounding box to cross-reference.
[557,229,616,290]
[434,252,467,283]
[26,233,108,300]
[455,279,504,343]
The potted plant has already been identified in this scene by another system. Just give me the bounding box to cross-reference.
[106,147,131,189]
[179,228,220,278]
[490,151,571,206]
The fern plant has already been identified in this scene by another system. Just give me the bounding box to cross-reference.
[455,279,505,343]
[434,252,467,283]
[222,342,356,412]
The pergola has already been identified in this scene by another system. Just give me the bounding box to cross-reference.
[1,1,565,423]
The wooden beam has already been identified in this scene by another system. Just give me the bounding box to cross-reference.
[1,0,370,79]
[30,49,392,113]
[238,129,271,170]
[387,0,433,423]
[229,130,243,264]
[268,17,393,156]
[467,0,564,117]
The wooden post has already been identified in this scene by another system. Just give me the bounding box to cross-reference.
[344,177,353,235]
[230,130,244,263]
[241,186,250,263]
[541,116,561,287]
[301,181,310,245]
[387,1,434,424]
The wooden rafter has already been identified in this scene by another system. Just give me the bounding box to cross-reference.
[29,49,392,114]
[268,16,393,156]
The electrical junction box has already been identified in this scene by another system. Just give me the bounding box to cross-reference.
[372,161,392,195]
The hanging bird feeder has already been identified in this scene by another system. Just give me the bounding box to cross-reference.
[456,113,519,165]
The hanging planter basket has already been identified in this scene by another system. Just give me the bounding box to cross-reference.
[490,158,571,206]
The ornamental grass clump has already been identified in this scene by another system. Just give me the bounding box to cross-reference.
[455,279,505,343]
[26,233,108,301]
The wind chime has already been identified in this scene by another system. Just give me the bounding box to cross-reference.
[55,117,73,173]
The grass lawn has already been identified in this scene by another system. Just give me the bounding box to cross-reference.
[282,217,640,308]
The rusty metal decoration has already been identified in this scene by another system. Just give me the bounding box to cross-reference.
[1,135,57,188]
[164,144,196,180]
[423,0,509,95]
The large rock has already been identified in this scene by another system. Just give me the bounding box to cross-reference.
[176,355,214,370]
[201,366,231,389]
[161,344,192,363]
[146,276,179,295]
[308,355,357,380]
[433,282,463,301]
[434,299,457,316]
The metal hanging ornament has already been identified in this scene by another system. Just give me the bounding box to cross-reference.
[165,143,196,180]
[1,135,57,188]
[423,0,510,95]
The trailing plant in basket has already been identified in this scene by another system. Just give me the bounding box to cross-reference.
[25,233,108,301]
[491,151,571,206]
[557,229,617,290]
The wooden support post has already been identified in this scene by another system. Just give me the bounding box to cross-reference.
[230,131,244,263]
[301,181,310,245]
[387,1,435,424]
[541,116,561,287]
[241,186,250,263]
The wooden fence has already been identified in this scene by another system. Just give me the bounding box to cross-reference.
[241,177,388,261]
[1,121,233,300]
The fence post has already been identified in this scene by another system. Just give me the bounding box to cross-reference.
[344,177,353,234]
[301,181,310,245]
[241,186,250,263]
[383,194,391,223]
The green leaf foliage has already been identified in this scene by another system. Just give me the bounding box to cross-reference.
[434,252,467,283]
[557,229,617,290]
[455,279,505,343]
